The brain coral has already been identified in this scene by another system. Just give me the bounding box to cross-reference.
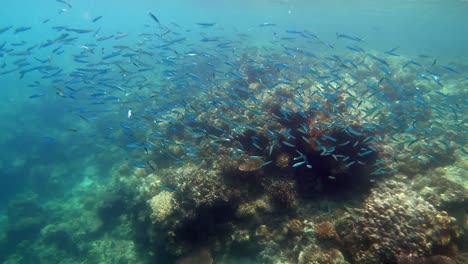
[336,180,457,264]
[148,191,175,223]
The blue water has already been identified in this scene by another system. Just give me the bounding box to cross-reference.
[0,0,467,263]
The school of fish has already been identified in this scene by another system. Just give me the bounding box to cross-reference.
[0,2,466,185]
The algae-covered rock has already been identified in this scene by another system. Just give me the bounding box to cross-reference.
[40,224,80,255]
[88,239,141,264]
[6,192,48,246]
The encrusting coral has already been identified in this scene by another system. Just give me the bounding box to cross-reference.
[336,180,459,264]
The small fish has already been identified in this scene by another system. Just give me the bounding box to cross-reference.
[96,35,114,41]
[259,22,276,27]
[346,45,364,53]
[196,22,216,27]
[384,47,400,56]
[380,66,392,77]
[56,0,72,8]
[346,126,363,137]
[282,140,296,148]
[402,59,421,69]
[285,29,302,34]
[147,161,155,171]
[148,11,160,24]
[14,27,32,34]
[358,150,373,157]
[0,26,12,34]
[92,16,103,23]
[134,163,146,169]
[127,143,146,149]
[292,161,306,167]
[338,140,350,146]
[252,141,262,150]
[29,93,44,99]
[370,167,386,175]
[159,185,177,192]
[65,28,94,34]
[186,73,201,81]
[298,123,308,134]
[367,53,389,67]
[268,142,275,156]
[322,134,337,142]
[79,115,89,123]
[127,109,132,118]
[114,33,129,40]
[41,136,56,143]
[55,87,66,97]
[336,32,363,42]
[440,65,459,74]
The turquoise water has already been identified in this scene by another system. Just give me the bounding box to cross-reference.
[0,0,467,263]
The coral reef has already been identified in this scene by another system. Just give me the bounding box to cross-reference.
[130,48,466,261]
[336,180,459,264]
[3,42,466,264]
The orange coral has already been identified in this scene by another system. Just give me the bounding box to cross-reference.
[315,221,338,240]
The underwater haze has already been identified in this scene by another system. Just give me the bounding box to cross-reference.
[0,0,467,263]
